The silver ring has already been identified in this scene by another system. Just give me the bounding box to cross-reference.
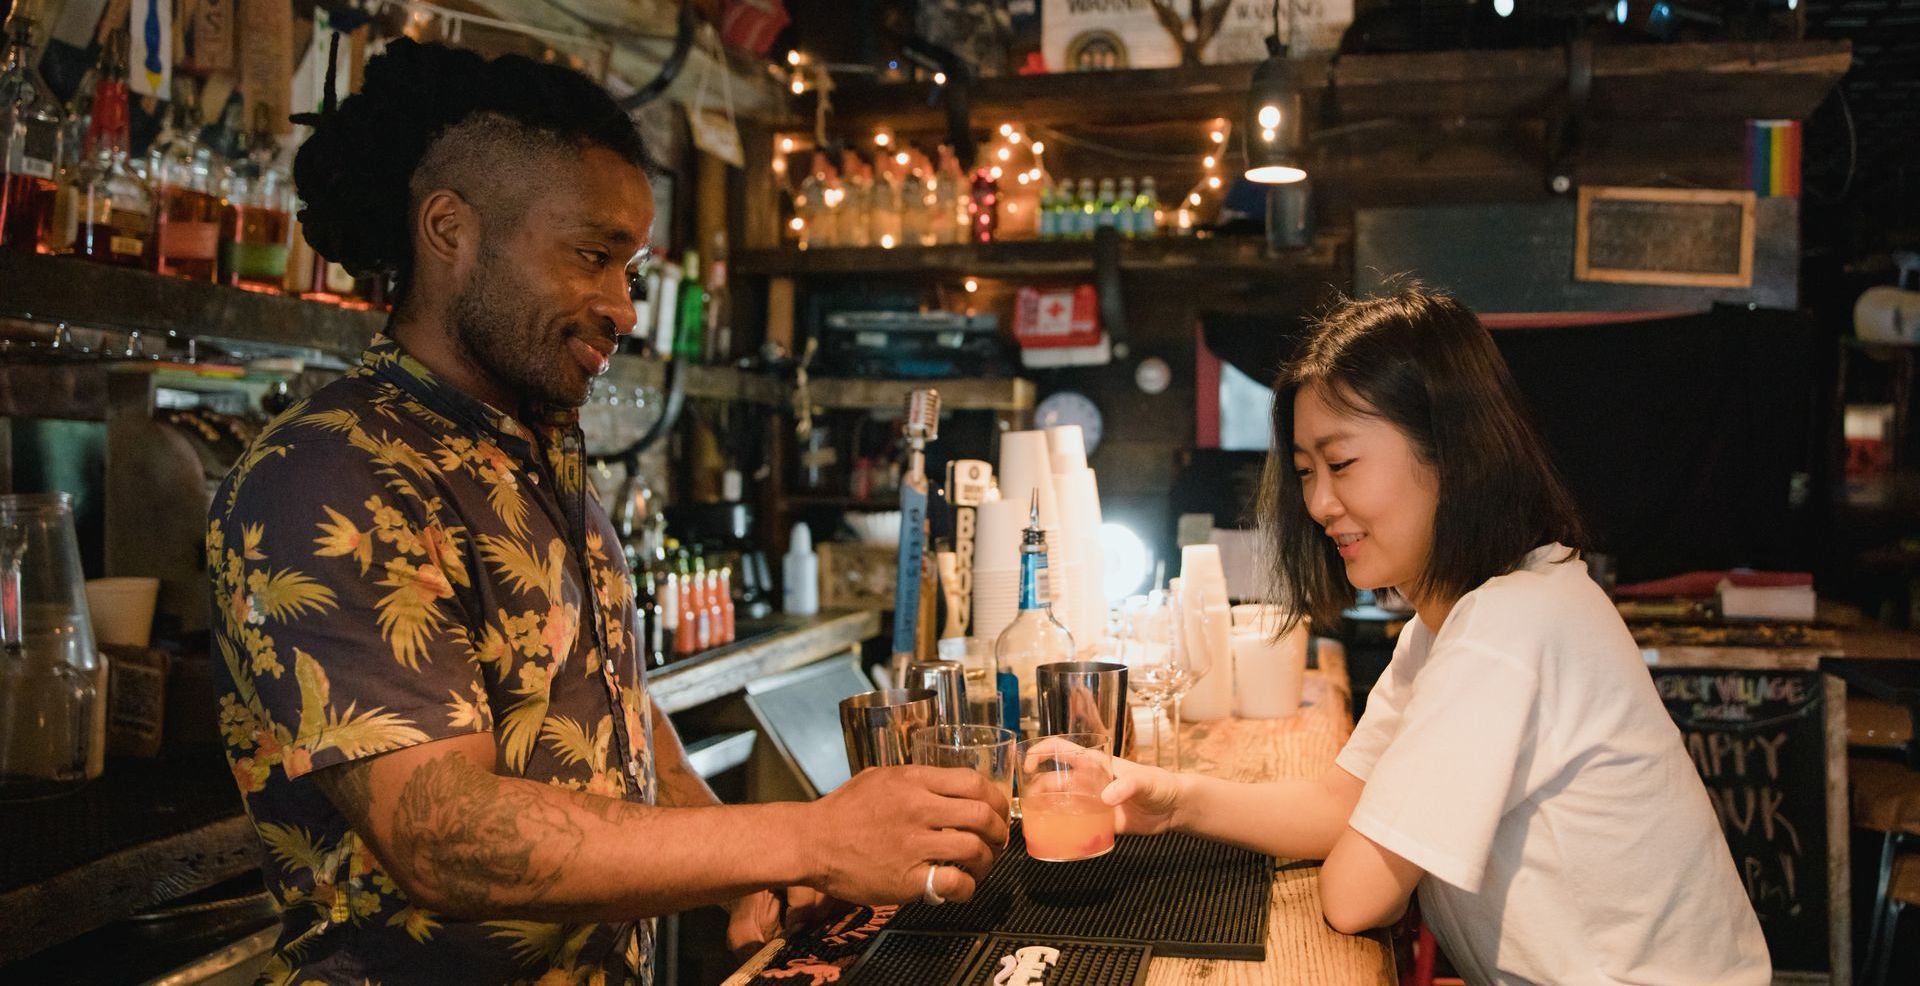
[921,864,947,906]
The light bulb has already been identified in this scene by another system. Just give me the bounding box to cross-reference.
[1188,192,1202,206]
[1210,129,1226,144]
[791,79,805,95]
[880,234,897,249]
[1262,127,1276,142]
[895,151,910,166]
[874,131,891,147]
[1017,172,1031,185]
[1031,141,1045,155]
[997,147,1011,161]
[1203,155,1216,169]
[1494,0,1515,15]
[999,123,1014,137]
[787,50,801,66]
[933,71,948,85]
[1258,105,1282,129]
[990,166,1003,180]
[964,278,979,293]
[779,137,795,153]
[1207,176,1221,189]
[789,217,804,231]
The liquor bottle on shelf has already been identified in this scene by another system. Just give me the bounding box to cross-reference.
[839,152,872,248]
[934,145,966,245]
[968,152,999,244]
[1037,183,1057,241]
[672,249,706,362]
[1113,177,1136,237]
[1095,178,1117,232]
[902,150,930,246]
[993,493,1075,738]
[1074,178,1096,240]
[220,108,294,293]
[1134,177,1160,239]
[872,152,903,248]
[147,82,225,282]
[0,14,64,253]
[70,31,149,267]
[48,32,103,255]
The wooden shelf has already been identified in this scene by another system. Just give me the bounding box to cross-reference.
[785,494,900,510]
[600,353,792,407]
[734,234,1342,279]
[0,252,385,359]
[805,41,1849,133]
[807,375,1033,413]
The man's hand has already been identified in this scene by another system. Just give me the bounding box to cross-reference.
[802,765,1010,905]
[724,887,840,957]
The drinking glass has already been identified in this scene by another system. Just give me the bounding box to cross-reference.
[1018,732,1116,862]
[1163,580,1216,772]
[911,724,1017,808]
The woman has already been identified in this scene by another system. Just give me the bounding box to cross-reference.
[1104,289,1768,984]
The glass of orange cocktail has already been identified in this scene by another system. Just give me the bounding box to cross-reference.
[1018,733,1116,862]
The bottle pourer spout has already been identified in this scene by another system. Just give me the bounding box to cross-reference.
[1028,489,1040,527]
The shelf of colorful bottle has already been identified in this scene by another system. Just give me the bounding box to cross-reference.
[732,233,1342,279]
[0,251,387,361]
[795,41,1850,134]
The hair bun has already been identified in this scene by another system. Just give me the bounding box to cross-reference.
[293,39,489,277]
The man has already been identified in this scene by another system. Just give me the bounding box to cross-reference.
[208,39,1006,985]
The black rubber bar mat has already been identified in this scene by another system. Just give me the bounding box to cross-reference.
[841,930,985,986]
[890,823,1272,960]
[960,935,1151,986]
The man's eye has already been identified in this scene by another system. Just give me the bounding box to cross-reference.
[579,250,610,268]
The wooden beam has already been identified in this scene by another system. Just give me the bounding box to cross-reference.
[466,0,789,120]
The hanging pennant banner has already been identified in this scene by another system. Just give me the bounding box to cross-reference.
[129,0,173,99]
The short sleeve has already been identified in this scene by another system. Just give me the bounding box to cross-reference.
[210,437,486,780]
[1343,642,1540,893]
[1334,628,1420,782]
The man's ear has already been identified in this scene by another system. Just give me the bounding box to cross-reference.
[415,188,473,270]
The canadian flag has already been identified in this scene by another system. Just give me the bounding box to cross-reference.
[1015,285,1101,348]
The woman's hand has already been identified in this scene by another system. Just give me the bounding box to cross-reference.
[1098,755,1185,836]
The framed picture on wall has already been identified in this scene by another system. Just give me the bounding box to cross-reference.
[1574,186,1756,289]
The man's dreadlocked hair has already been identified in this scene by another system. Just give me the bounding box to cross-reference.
[293,38,648,300]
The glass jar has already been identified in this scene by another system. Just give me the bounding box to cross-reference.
[0,493,106,801]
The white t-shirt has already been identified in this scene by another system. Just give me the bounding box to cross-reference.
[1335,544,1770,986]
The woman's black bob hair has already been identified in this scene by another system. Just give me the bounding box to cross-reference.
[1257,287,1587,630]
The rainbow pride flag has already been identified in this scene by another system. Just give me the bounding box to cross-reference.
[1747,120,1801,198]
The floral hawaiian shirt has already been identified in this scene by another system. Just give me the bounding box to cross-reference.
[207,336,657,986]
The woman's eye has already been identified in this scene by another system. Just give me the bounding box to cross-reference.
[1293,465,1312,479]
[1327,459,1355,473]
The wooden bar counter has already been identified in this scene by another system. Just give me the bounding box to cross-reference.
[724,669,1397,986]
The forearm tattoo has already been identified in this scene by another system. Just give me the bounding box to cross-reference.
[387,750,586,914]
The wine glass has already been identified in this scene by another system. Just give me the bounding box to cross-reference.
[1160,578,1216,773]
[1114,591,1176,768]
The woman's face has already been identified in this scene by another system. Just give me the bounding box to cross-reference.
[1291,383,1439,596]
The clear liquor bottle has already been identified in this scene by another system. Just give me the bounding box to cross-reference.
[993,493,1075,738]
[219,107,294,292]
[0,14,63,253]
[71,30,150,267]
[147,82,225,282]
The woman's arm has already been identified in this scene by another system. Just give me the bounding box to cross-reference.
[1103,760,1362,860]
[1104,761,1423,932]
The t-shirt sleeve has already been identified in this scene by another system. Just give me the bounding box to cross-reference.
[1334,631,1417,782]
[210,437,488,781]
[1343,641,1541,893]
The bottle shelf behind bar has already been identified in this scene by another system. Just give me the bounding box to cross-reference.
[733,233,1343,279]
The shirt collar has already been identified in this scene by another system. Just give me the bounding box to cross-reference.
[358,334,582,448]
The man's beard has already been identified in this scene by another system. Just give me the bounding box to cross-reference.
[448,243,593,409]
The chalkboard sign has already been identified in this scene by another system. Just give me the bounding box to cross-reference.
[1652,668,1842,980]
[1575,186,1756,289]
